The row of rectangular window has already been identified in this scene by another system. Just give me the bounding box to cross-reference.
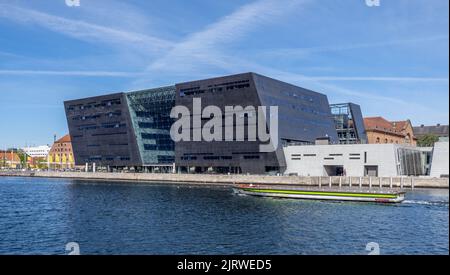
[180,86,200,93]
[179,80,250,93]
[203,156,233,160]
[283,91,315,103]
[141,133,172,140]
[182,153,213,156]
[181,155,260,160]
[293,153,361,157]
[135,111,172,118]
[67,99,121,111]
[262,94,328,117]
[78,123,126,131]
[143,144,174,151]
[182,152,263,156]
[157,156,175,162]
[87,144,128,147]
[92,132,127,137]
[290,155,363,161]
[208,79,250,88]
[180,83,250,97]
[71,111,122,121]
[138,121,173,129]
[81,156,130,162]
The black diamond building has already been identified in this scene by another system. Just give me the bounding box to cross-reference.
[65,72,338,174]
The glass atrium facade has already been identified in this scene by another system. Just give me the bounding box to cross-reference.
[126,87,176,165]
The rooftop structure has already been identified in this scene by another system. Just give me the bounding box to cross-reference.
[330,103,367,144]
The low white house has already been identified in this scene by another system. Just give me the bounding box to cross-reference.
[284,143,424,177]
[22,145,51,158]
[430,142,449,178]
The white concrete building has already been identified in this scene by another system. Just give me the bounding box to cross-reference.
[417,146,433,175]
[22,145,51,158]
[284,144,424,177]
[430,142,449,178]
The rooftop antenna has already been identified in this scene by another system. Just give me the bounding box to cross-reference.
[54,134,57,143]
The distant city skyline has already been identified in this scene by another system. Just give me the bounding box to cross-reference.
[0,0,448,148]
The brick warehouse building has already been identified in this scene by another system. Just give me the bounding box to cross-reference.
[364,117,417,146]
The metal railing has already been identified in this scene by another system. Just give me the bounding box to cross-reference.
[313,176,415,190]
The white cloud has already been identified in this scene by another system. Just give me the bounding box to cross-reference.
[0,3,173,54]
[0,51,21,58]
[147,0,308,71]
[73,0,156,34]
[0,70,144,77]
[278,76,449,82]
[259,35,450,58]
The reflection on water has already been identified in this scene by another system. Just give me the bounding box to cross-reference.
[0,177,448,255]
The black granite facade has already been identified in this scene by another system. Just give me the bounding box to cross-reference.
[64,87,176,168]
[175,72,338,174]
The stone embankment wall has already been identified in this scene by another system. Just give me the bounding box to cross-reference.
[0,171,448,189]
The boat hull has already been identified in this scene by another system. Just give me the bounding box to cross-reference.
[234,186,405,203]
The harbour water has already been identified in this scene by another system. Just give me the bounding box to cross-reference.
[0,177,448,255]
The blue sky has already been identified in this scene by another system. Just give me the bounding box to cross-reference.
[0,0,448,148]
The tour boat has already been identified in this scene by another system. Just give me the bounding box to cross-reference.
[233,184,406,203]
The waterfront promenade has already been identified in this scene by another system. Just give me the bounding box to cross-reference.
[0,171,448,189]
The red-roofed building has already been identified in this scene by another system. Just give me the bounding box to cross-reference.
[48,134,75,169]
[364,117,417,146]
[0,151,21,169]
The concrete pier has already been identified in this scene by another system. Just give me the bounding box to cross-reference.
[0,171,448,189]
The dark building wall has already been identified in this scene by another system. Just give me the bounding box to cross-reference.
[174,72,338,174]
[252,73,338,143]
[175,73,278,174]
[348,103,368,143]
[64,93,142,167]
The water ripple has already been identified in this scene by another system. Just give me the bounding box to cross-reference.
[0,177,448,255]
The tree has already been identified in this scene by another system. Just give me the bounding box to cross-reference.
[1,152,6,168]
[16,150,28,169]
[417,134,439,147]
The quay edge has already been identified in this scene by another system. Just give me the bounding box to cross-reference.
[0,171,448,189]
